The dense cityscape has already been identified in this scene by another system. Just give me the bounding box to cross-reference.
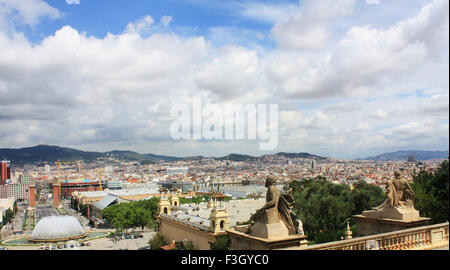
[0,150,447,250]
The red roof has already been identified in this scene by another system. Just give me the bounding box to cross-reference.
[160,242,176,250]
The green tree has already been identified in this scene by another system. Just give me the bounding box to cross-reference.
[173,240,195,250]
[80,204,88,217]
[211,235,231,250]
[351,180,385,215]
[101,197,159,232]
[3,209,15,225]
[287,178,384,244]
[315,175,327,181]
[292,179,354,243]
[149,233,168,250]
[412,160,449,224]
[182,240,195,250]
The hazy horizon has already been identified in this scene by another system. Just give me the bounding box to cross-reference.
[1,143,449,161]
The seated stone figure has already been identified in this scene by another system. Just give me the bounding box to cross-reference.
[373,171,415,210]
[364,170,419,220]
[249,176,296,238]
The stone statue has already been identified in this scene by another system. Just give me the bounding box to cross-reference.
[355,170,430,236]
[297,219,304,236]
[364,170,419,221]
[278,187,296,235]
[249,176,296,237]
[373,171,415,210]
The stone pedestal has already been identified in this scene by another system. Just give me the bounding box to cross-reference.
[353,210,431,237]
[250,221,289,238]
[226,228,308,250]
[361,207,420,221]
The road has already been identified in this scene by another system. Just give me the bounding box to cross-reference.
[4,231,156,250]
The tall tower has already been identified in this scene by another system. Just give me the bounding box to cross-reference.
[29,185,36,208]
[407,153,416,163]
[44,164,51,173]
[1,160,11,185]
[158,188,171,215]
[169,188,180,208]
[52,184,59,207]
[209,193,230,233]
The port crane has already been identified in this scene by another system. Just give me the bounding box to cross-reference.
[53,160,85,198]
[95,171,104,191]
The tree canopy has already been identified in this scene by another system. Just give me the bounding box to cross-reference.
[179,195,232,205]
[412,160,449,224]
[149,233,168,250]
[101,197,159,232]
[211,235,231,250]
[286,178,385,244]
[2,209,15,225]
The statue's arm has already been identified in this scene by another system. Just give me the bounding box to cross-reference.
[260,188,277,210]
[404,181,415,198]
[261,201,276,210]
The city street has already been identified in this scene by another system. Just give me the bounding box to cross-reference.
[60,199,90,228]
[4,231,156,250]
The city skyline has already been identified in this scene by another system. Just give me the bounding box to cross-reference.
[0,143,449,162]
[0,0,448,159]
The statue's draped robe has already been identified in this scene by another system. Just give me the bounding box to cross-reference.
[376,179,415,210]
[251,186,296,234]
[278,193,296,235]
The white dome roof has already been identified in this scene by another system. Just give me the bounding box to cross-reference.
[31,216,85,241]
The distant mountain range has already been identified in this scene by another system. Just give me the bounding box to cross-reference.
[2,145,447,164]
[107,150,182,162]
[0,145,325,164]
[0,145,104,164]
[270,152,326,160]
[0,145,180,164]
[359,150,449,161]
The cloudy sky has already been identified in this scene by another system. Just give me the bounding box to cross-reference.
[0,0,448,159]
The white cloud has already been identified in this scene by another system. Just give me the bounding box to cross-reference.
[353,122,371,132]
[269,0,449,99]
[279,110,333,132]
[194,46,259,99]
[238,1,302,24]
[0,0,61,29]
[366,0,380,5]
[419,92,450,116]
[371,109,389,119]
[66,0,80,5]
[271,0,357,50]
[207,26,267,50]
[304,0,357,21]
[125,15,154,34]
[378,119,448,142]
[0,24,209,148]
[323,102,362,113]
[272,21,329,51]
[161,15,172,26]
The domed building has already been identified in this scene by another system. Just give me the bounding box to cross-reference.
[29,216,87,242]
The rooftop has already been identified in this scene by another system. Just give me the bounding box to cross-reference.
[78,188,159,198]
[93,194,118,210]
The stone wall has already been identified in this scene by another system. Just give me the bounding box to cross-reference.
[157,216,222,250]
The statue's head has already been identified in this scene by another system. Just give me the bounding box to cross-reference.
[394,171,401,179]
[266,176,277,187]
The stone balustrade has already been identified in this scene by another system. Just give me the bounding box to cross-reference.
[285,222,448,250]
